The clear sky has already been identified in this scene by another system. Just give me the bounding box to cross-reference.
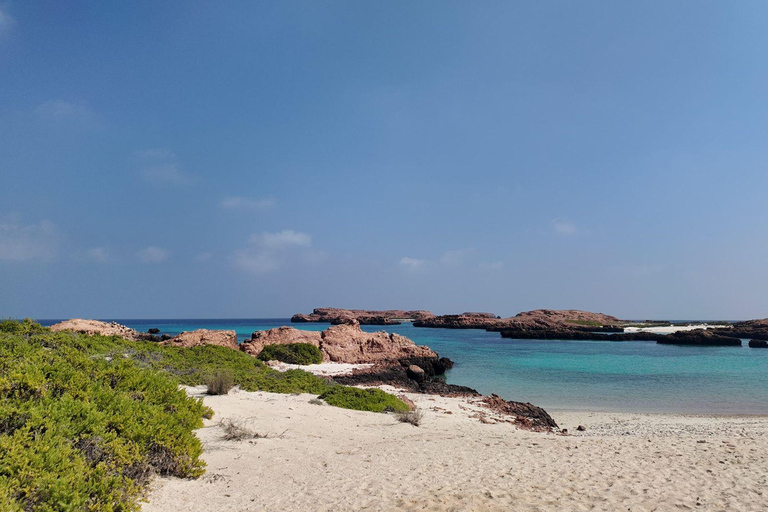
[2,2,768,319]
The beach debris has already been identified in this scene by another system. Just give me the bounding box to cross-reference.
[576,425,586,431]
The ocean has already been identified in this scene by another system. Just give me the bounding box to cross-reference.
[39,318,768,415]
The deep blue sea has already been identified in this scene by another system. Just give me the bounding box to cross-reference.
[39,318,768,415]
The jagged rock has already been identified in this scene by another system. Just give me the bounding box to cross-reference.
[333,361,475,396]
[160,329,238,349]
[406,364,426,383]
[241,321,442,367]
[656,329,742,346]
[240,327,322,357]
[415,309,624,332]
[49,319,147,341]
[414,313,503,329]
[499,329,658,341]
[748,339,768,348]
[320,321,437,363]
[148,328,160,334]
[481,393,559,432]
[715,319,768,341]
[291,308,435,324]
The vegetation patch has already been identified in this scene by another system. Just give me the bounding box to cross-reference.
[0,318,412,510]
[258,343,323,365]
[395,409,424,427]
[205,371,235,395]
[318,387,410,413]
[0,319,208,511]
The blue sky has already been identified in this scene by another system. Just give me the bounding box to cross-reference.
[2,1,768,319]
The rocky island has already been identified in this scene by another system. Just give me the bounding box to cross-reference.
[291,307,435,325]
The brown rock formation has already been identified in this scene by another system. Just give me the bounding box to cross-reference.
[240,326,323,357]
[320,322,437,363]
[240,321,440,365]
[291,308,435,325]
[160,329,238,350]
[482,393,559,432]
[415,309,624,332]
[49,319,147,341]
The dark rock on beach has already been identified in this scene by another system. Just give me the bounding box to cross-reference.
[481,394,559,432]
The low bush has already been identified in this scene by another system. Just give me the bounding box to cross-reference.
[258,343,323,365]
[395,409,424,427]
[218,418,265,441]
[205,371,235,395]
[0,320,208,511]
[318,386,410,413]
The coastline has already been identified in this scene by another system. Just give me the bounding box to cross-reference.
[144,386,768,512]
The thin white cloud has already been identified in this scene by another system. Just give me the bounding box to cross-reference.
[0,217,58,262]
[551,218,578,236]
[134,148,192,185]
[86,247,109,263]
[234,230,313,274]
[221,196,275,211]
[399,257,427,269]
[138,246,168,263]
[194,252,212,262]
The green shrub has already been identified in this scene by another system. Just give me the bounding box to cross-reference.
[318,386,410,413]
[0,320,208,511]
[258,343,323,365]
[0,317,49,334]
[205,371,235,395]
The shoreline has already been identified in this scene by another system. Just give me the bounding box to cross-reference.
[144,386,768,512]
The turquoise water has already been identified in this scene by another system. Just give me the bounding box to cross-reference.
[40,318,768,414]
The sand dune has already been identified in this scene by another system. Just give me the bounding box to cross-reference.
[143,387,768,512]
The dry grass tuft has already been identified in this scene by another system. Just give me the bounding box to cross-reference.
[205,371,235,395]
[395,409,424,427]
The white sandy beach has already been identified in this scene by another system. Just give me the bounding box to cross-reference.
[144,384,768,512]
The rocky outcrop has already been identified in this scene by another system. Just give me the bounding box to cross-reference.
[415,309,624,332]
[160,329,238,350]
[291,308,435,325]
[413,313,502,329]
[240,326,322,357]
[499,329,658,341]
[714,319,768,341]
[656,329,742,346]
[481,394,559,432]
[333,361,476,396]
[748,339,768,348]
[320,322,438,363]
[241,321,446,368]
[49,319,148,341]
